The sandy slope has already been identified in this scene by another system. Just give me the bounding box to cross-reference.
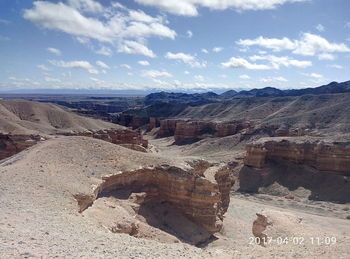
[1,136,349,258]
[0,100,125,135]
[176,93,350,133]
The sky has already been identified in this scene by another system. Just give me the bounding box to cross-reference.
[0,0,349,93]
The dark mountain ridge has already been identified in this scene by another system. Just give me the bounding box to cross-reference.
[145,81,350,106]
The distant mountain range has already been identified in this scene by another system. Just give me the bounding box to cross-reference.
[144,81,350,105]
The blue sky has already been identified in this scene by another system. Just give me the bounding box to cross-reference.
[0,0,349,93]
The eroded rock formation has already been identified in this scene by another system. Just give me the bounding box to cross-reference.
[239,137,350,202]
[157,119,184,137]
[148,117,161,131]
[64,129,148,148]
[157,119,243,143]
[244,138,350,174]
[0,134,43,160]
[75,163,235,240]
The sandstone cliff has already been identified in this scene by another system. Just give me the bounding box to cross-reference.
[157,119,241,143]
[239,137,350,202]
[244,137,350,174]
[75,163,235,238]
[157,119,184,137]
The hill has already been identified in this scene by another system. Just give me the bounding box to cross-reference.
[0,99,125,135]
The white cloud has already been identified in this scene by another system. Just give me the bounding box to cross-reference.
[260,76,287,83]
[249,55,312,69]
[128,9,161,23]
[329,64,343,69]
[237,36,296,51]
[141,69,173,78]
[345,22,350,29]
[37,64,51,71]
[95,46,113,56]
[47,47,61,56]
[303,73,323,79]
[120,64,132,69]
[138,60,150,66]
[49,60,99,74]
[24,1,176,57]
[184,70,190,74]
[201,48,208,54]
[194,75,204,81]
[118,40,156,58]
[152,79,174,89]
[165,52,206,68]
[186,30,193,38]
[302,73,327,84]
[9,77,32,82]
[67,0,104,13]
[315,24,324,32]
[90,77,103,83]
[134,0,308,16]
[293,33,350,56]
[76,37,90,44]
[221,57,271,70]
[238,33,350,59]
[213,47,223,53]
[318,53,335,60]
[239,74,250,79]
[96,61,110,69]
[45,76,61,82]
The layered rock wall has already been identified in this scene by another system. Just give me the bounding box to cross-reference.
[158,119,183,137]
[158,119,240,143]
[77,164,234,234]
[70,129,148,148]
[240,137,350,202]
[148,117,161,131]
[244,138,350,174]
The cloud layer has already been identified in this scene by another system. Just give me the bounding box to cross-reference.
[24,0,176,57]
[135,0,308,16]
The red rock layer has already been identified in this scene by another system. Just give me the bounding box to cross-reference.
[157,119,242,143]
[77,164,234,234]
[244,138,350,175]
[157,119,184,137]
[148,117,161,131]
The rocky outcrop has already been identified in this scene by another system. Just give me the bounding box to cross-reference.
[114,114,149,129]
[75,163,235,236]
[148,117,161,131]
[0,134,44,160]
[244,137,350,174]
[64,129,148,148]
[239,137,350,202]
[174,121,241,144]
[157,119,242,143]
[157,119,184,137]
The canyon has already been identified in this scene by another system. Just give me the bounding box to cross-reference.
[1,86,350,258]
